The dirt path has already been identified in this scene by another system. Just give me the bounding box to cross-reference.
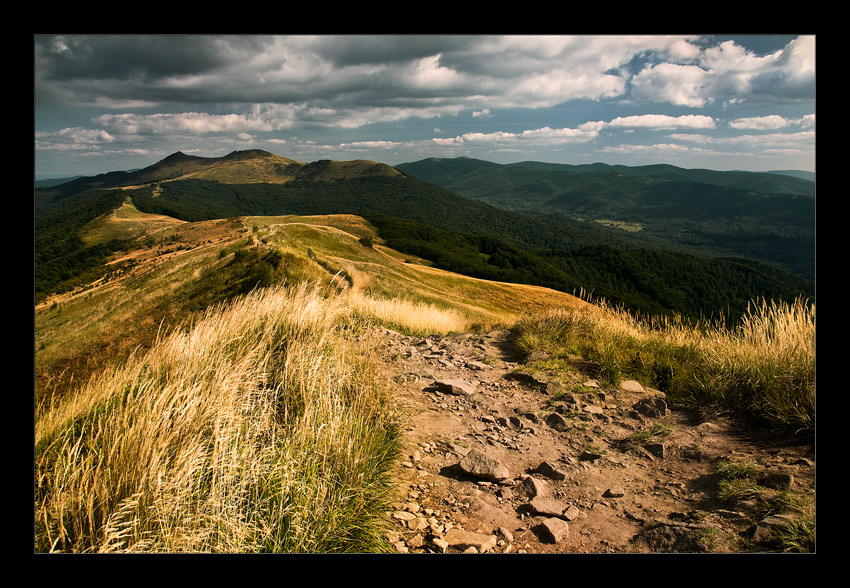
[375,328,816,554]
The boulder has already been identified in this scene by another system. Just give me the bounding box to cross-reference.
[539,518,570,543]
[434,378,476,396]
[546,412,570,432]
[634,396,668,418]
[515,475,549,500]
[536,461,568,481]
[444,528,498,553]
[458,449,510,483]
[528,496,570,519]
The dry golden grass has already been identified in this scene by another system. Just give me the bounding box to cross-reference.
[35,283,403,553]
[514,297,815,432]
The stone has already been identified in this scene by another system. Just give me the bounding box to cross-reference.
[466,360,491,371]
[431,537,449,553]
[444,528,498,553]
[434,378,476,396]
[407,517,428,531]
[539,517,570,543]
[515,475,549,500]
[499,526,514,543]
[761,471,794,491]
[620,379,646,393]
[546,412,570,432]
[536,461,568,481]
[458,449,510,482]
[545,380,567,395]
[644,442,666,459]
[604,486,626,498]
[752,514,798,544]
[633,396,667,418]
[528,496,570,519]
[636,523,709,552]
[563,505,581,521]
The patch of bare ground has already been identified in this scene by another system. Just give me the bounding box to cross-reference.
[376,328,815,554]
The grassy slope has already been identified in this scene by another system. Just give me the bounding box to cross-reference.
[34,205,814,553]
[35,205,585,403]
[34,206,592,553]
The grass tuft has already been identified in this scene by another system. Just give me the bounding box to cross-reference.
[35,282,403,553]
[513,297,815,433]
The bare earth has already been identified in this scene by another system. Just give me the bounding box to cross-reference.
[376,328,815,554]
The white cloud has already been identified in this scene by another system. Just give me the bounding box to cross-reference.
[92,112,274,136]
[722,130,815,149]
[607,114,716,130]
[35,127,116,150]
[728,115,794,131]
[631,62,710,107]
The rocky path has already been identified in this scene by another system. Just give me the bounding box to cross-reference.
[374,328,816,554]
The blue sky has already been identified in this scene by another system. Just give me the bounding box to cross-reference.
[34,35,816,179]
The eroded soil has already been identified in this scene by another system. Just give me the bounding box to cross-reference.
[375,328,815,554]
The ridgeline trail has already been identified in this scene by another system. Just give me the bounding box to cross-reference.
[374,327,815,554]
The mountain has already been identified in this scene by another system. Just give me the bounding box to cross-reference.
[397,157,815,197]
[395,157,815,281]
[35,150,814,323]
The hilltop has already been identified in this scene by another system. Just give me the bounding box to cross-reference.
[45,149,401,193]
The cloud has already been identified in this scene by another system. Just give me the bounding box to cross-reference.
[607,114,717,130]
[93,112,275,136]
[728,114,815,131]
[631,63,711,107]
[34,35,816,175]
[35,127,116,151]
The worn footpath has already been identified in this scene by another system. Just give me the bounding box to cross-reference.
[372,328,815,554]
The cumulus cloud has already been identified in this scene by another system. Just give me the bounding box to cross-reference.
[607,114,717,130]
[729,114,815,131]
[93,112,274,136]
[631,63,711,107]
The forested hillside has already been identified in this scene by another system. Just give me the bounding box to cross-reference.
[396,158,815,281]
[34,152,815,324]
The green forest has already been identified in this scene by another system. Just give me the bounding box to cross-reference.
[35,171,815,323]
[365,215,814,324]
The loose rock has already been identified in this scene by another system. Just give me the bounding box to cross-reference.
[444,528,498,553]
[434,378,477,396]
[539,518,570,543]
[458,449,510,483]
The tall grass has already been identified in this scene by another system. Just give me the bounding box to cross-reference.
[344,289,478,336]
[35,282,403,553]
[514,297,815,433]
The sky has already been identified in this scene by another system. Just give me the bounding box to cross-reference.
[34,34,816,179]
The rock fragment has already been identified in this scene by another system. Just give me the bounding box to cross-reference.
[536,461,569,481]
[458,449,510,483]
[527,496,570,519]
[546,412,570,432]
[633,396,668,418]
[515,476,549,501]
[539,518,570,543]
[444,528,497,553]
[434,378,476,396]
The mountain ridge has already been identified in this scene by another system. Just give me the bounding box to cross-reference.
[35,149,815,322]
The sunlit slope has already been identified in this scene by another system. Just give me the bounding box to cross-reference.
[35,206,587,403]
[81,199,186,246]
[252,213,588,322]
